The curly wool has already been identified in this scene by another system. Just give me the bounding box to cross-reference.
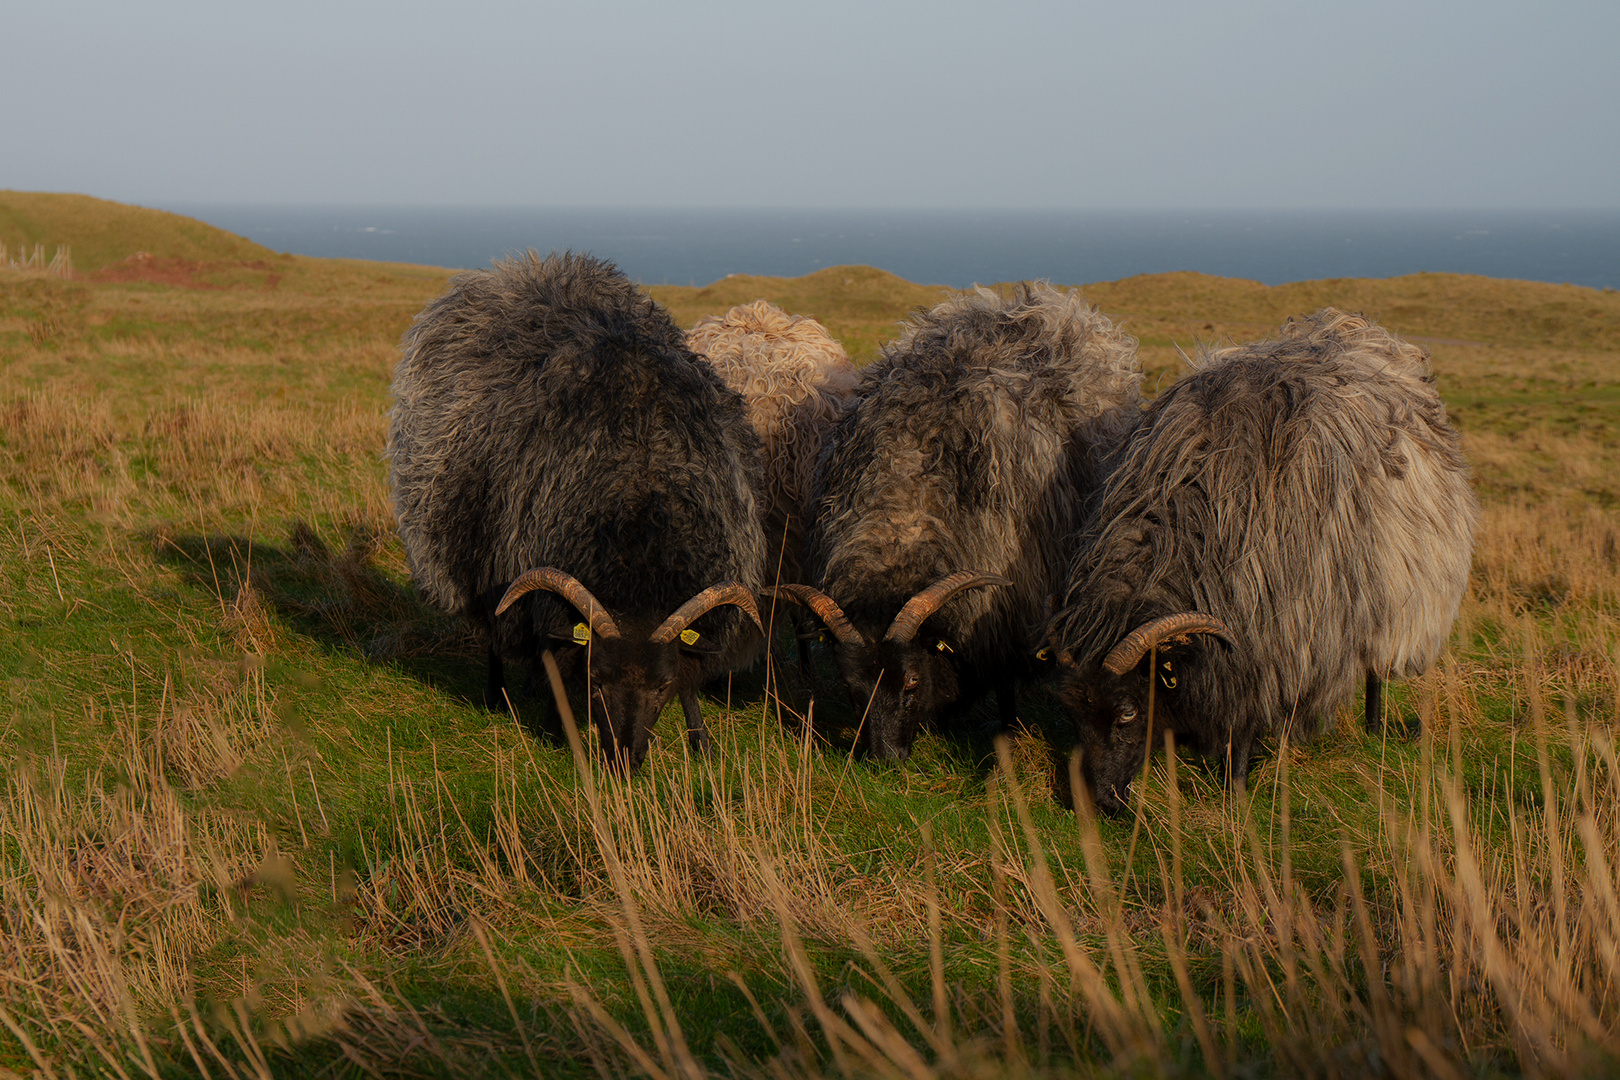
[387,250,768,669]
[1056,307,1477,758]
[809,281,1142,684]
[687,300,859,582]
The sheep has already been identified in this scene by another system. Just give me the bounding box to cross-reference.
[685,300,860,680]
[686,300,860,583]
[1049,308,1477,813]
[387,250,768,769]
[770,283,1142,759]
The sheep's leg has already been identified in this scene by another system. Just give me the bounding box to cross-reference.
[1365,671,1384,734]
[530,678,565,744]
[996,680,1017,731]
[518,648,566,743]
[797,634,816,687]
[791,634,820,727]
[1224,734,1254,792]
[680,688,712,755]
[484,644,509,713]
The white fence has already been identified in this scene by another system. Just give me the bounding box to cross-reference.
[0,242,74,277]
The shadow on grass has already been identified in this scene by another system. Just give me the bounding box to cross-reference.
[149,519,783,724]
[770,642,1081,798]
[152,520,501,714]
[149,519,1088,799]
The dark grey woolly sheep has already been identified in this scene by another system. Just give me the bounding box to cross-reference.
[773,283,1142,759]
[1051,309,1477,812]
[387,251,768,769]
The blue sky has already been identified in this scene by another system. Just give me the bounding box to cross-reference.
[5,0,1616,208]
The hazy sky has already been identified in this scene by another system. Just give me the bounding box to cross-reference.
[6,0,1616,209]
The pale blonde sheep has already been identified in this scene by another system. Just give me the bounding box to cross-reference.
[687,300,860,584]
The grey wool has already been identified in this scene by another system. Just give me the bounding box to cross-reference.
[1052,308,1478,812]
[786,283,1142,759]
[387,250,768,769]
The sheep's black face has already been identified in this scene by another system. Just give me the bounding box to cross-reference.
[553,636,685,771]
[835,638,962,761]
[1057,650,1193,814]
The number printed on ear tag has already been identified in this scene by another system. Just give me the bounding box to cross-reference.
[572,623,590,644]
[680,629,700,646]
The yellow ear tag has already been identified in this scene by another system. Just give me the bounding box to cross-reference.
[680,628,700,646]
[572,623,590,644]
[935,640,952,653]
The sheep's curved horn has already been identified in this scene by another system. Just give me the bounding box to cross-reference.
[495,568,621,640]
[1101,612,1235,676]
[885,572,1013,643]
[761,585,863,647]
[651,582,765,645]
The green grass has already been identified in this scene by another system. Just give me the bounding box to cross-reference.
[1,198,1618,1078]
[0,191,278,273]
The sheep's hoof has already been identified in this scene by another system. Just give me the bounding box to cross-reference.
[687,729,713,755]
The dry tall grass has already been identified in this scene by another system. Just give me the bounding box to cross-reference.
[352,632,1620,1079]
[8,590,1613,1077]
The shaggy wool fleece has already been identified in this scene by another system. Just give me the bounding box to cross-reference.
[1053,308,1477,805]
[808,282,1142,708]
[387,250,767,671]
[688,300,859,584]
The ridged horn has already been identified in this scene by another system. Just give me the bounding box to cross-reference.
[650,581,765,645]
[761,584,863,647]
[1101,612,1235,676]
[495,568,621,640]
[884,571,1013,643]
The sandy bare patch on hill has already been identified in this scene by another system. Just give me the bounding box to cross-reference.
[90,251,282,290]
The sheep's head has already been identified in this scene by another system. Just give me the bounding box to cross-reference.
[497,570,762,770]
[766,572,1009,761]
[1054,612,1235,813]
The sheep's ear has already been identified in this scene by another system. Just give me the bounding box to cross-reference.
[674,627,722,656]
[548,621,594,647]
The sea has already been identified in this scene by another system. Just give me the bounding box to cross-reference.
[162,205,1620,291]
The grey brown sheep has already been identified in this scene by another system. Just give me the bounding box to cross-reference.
[387,251,767,769]
[776,283,1142,759]
[1051,309,1477,811]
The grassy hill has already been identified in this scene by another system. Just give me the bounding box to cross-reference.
[0,190,277,273]
[2,200,1619,1078]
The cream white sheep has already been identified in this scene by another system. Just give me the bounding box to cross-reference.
[686,300,859,585]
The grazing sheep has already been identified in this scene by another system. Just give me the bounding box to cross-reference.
[686,300,860,680]
[387,251,768,769]
[773,283,1142,759]
[1050,308,1477,812]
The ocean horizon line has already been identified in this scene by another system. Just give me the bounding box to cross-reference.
[160,204,1620,291]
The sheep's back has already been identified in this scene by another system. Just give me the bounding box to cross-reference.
[388,252,767,650]
[809,283,1140,665]
[1059,308,1475,735]
[687,301,858,582]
